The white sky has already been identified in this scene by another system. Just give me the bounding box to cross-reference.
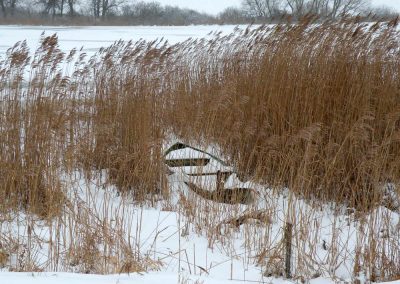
[142,0,400,15]
[371,0,400,11]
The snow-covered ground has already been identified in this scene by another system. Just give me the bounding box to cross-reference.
[0,271,336,284]
[1,153,399,283]
[1,168,399,283]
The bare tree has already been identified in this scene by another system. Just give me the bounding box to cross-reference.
[285,0,306,17]
[0,0,19,17]
[306,0,330,16]
[284,0,369,18]
[39,0,60,18]
[92,0,99,17]
[330,0,369,18]
[219,7,247,23]
[67,0,76,16]
[10,0,17,15]
[38,0,80,18]
[242,0,282,18]
[0,0,6,16]
[91,0,124,18]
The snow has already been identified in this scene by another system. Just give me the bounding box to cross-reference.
[1,164,399,283]
[0,271,237,284]
[165,145,253,191]
[0,25,241,59]
[0,271,399,284]
[0,271,348,284]
[0,169,265,282]
[165,147,209,160]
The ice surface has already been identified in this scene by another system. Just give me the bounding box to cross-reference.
[0,25,241,58]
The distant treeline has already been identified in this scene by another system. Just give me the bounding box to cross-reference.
[0,0,398,25]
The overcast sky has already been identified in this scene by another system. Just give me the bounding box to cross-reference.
[144,0,400,15]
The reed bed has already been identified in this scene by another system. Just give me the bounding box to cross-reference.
[165,19,400,210]
[0,18,399,281]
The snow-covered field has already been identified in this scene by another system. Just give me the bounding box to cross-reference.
[0,271,340,284]
[1,151,399,283]
[1,25,400,284]
[0,25,240,58]
[3,168,398,284]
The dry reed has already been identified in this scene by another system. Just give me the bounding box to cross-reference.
[0,18,399,281]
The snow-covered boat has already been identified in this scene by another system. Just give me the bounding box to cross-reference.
[164,142,255,204]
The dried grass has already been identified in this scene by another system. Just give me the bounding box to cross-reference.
[0,18,400,280]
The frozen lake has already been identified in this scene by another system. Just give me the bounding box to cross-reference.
[0,25,240,58]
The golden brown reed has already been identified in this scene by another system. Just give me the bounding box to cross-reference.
[164,18,400,210]
[0,18,400,280]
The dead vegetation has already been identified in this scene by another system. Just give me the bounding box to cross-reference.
[0,18,400,281]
